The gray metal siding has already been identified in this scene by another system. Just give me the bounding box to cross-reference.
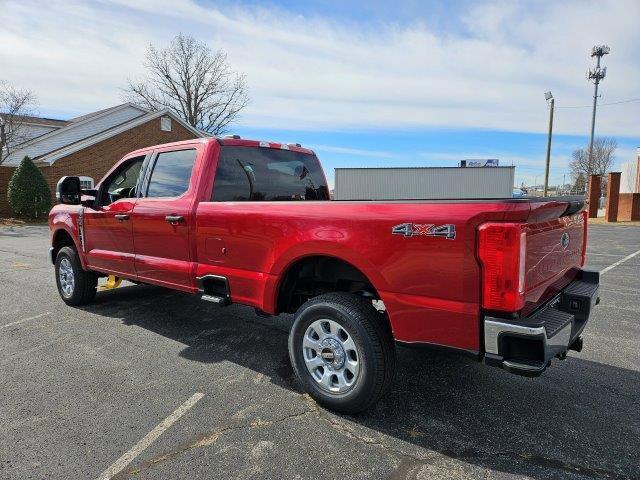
[334,167,515,200]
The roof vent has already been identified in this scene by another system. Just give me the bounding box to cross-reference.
[160,116,172,132]
[224,134,241,139]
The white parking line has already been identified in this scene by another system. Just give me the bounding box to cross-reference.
[0,312,51,330]
[600,249,640,275]
[96,392,205,480]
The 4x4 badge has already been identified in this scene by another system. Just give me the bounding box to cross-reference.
[392,223,456,240]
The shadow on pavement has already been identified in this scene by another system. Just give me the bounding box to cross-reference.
[81,283,639,479]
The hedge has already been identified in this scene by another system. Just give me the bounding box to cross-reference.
[7,156,51,218]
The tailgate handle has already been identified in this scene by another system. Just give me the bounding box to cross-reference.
[165,215,185,225]
[114,214,129,222]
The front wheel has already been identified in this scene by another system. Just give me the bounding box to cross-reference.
[55,246,98,306]
[288,293,396,414]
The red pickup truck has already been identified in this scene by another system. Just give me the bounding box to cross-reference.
[49,137,599,413]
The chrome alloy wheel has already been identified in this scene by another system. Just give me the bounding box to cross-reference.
[302,319,360,394]
[59,257,75,297]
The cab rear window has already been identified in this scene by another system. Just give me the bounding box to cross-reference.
[211,146,329,201]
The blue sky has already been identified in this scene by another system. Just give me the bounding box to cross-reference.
[1,0,638,187]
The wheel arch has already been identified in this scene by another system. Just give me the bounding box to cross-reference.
[51,227,84,266]
[269,245,389,317]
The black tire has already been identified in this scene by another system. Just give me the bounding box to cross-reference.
[55,246,98,306]
[288,292,396,414]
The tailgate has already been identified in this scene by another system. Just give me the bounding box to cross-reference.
[523,202,587,315]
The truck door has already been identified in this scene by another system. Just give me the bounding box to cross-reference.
[83,155,146,278]
[132,145,199,291]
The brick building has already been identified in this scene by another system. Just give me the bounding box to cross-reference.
[0,104,204,215]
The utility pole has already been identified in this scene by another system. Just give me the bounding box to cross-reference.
[543,91,554,197]
[587,45,610,169]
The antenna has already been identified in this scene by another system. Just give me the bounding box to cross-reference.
[586,45,610,169]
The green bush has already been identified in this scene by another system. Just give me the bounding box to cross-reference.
[7,156,51,218]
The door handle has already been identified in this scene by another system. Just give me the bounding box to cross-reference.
[165,215,185,224]
[114,214,130,222]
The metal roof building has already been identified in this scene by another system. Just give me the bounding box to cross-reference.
[334,166,515,200]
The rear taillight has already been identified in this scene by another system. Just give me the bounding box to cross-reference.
[580,210,588,266]
[478,222,527,312]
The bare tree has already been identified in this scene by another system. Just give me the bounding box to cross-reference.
[0,81,38,165]
[569,137,617,181]
[124,34,249,136]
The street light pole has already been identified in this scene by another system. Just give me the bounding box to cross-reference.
[543,91,554,197]
[587,45,610,168]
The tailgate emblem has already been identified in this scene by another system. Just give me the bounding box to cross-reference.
[560,232,570,249]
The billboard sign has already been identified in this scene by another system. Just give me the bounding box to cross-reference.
[460,159,499,167]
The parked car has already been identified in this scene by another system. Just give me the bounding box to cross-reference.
[49,138,599,413]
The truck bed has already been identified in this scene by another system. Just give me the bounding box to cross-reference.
[195,196,586,352]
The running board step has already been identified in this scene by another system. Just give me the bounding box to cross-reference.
[201,294,230,306]
[196,274,231,306]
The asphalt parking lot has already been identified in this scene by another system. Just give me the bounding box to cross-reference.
[1,224,639,480]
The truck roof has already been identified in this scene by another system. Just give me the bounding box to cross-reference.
[125,137,314,157]
[218,137,314,155]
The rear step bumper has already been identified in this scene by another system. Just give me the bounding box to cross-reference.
[483,269,600,377]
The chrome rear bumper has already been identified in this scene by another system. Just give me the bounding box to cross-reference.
[483,269,600,376]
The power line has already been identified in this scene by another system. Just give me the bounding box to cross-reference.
[557,97,640,109]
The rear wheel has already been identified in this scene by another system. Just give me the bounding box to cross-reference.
[288,292,396,413]
[55,246,98,306]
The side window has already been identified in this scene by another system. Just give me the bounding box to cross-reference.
[101,156,144,204]
[146,149,197,198]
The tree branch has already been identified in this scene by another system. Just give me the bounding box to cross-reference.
[0,81,39,165]
[122,34,249,134]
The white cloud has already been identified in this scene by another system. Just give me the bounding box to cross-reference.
[308,144,394,158]
[1,0,638,136]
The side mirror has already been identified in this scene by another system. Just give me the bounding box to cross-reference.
[56,176,81,205]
